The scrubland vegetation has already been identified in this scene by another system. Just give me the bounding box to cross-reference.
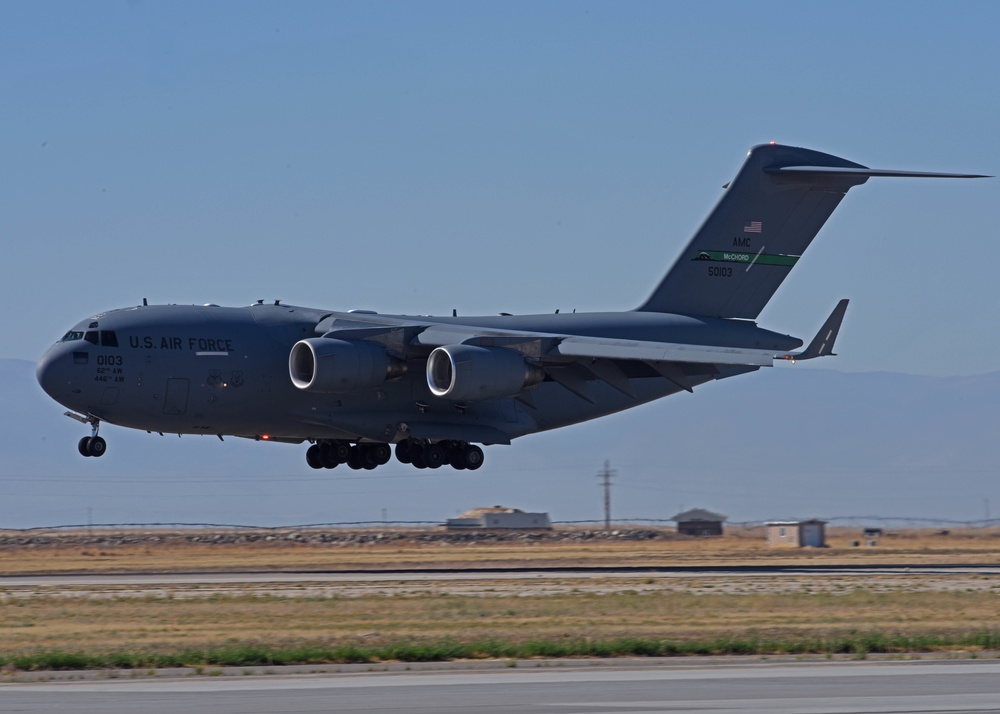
[2,528,999,671]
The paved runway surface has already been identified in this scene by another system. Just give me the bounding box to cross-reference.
[4,660,1000,713]
[5,564,1000,587]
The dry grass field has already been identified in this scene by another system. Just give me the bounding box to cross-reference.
[2,528,999,668]
[2,526,999,575]
[3,584,1000,655]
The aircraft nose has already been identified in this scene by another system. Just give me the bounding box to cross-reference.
[36,345,72,402]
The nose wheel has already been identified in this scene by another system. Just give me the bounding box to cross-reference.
[66,412,107,457]
[78,435,107,458]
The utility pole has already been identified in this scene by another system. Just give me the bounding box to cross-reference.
[598,461,615,531]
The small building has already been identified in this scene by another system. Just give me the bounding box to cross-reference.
[671,508,727,537]
[445,506,552,530]
[766,520,827,547]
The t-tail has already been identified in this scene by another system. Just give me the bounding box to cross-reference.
[637,143,988,320]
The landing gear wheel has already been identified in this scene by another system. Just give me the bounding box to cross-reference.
[423,443,446,469]
[87,436,107,457]
[319,443,339,469]
[331,441,352,463]
[395,441,413,464]
[347,445,364,470]
[78,437,93,458]
[410,444,427,469]
[370,443,392,466]
[447,442,467,470]
[359,445,379,470]
[462,444,484,470]
[306,444,323,469]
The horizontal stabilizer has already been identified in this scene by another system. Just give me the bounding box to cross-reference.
[766,166,991,179]
[777,299,849,362]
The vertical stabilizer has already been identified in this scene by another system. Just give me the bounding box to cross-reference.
[638,144,986,319]
[637,144,869,319]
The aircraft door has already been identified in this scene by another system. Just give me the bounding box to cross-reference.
[163,378,190,415]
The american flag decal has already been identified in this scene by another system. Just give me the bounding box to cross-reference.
[744,220,762,233]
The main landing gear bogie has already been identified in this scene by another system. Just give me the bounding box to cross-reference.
[306,439,484,471]
[393,439,483,471]
[306,440,393,471]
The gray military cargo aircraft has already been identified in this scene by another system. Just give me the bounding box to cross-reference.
[36,144,987,471]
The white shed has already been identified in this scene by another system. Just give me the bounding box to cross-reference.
[766,520,827,547]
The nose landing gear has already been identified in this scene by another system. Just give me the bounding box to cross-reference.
[67,412,106,458]
[78,435,107,457]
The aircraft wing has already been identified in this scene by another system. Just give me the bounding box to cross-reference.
[316,314,775,368]
[409,323,775,367]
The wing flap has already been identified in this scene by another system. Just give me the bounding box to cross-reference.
[552,336,775,367]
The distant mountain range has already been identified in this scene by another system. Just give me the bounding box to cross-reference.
[4,358,998,529]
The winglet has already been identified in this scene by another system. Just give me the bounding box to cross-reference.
[777,299,849,363]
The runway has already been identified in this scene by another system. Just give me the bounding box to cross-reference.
[5,563,1000,588]
[4,659,1000,713]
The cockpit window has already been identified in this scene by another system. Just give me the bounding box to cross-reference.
[60,329,118,346]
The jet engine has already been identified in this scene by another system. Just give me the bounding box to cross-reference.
[426,345,544,401]
[289,338,404,393]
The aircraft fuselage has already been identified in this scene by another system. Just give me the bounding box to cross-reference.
[37,302,797,446]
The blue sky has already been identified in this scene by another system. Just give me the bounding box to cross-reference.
[4,1,997,376]
[1,2,998,527]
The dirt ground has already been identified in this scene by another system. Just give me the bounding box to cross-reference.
[1,526,999,575]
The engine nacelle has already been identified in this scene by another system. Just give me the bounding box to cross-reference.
[289,338,403,393]
[426,345,544,401]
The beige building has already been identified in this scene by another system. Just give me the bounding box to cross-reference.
[766,520,827,547]
[446,506,552,530]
